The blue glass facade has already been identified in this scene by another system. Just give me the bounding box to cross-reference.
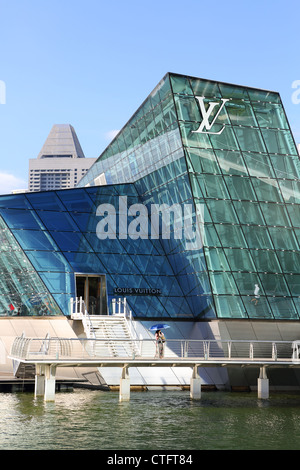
[1,73,300,321]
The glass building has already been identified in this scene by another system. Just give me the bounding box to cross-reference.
[1,72,300,326]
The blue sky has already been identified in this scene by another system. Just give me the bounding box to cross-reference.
[0,0,299,193]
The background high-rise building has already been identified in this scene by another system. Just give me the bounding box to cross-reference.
[28,124,96,192]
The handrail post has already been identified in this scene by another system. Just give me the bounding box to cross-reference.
[250,342,254,360]
[272,342,277,361]
[204,341,209,360]
[228,341,232,359]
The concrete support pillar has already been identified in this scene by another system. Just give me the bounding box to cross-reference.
[190,364,201,400]
[34,365,45,397]
[44,364,57,402]
[119,365,130,402]
[258,366,269,399]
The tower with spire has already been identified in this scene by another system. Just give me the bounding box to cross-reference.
[28,124,96,192]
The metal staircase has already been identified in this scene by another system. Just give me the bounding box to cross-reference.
[88,315,139,357]
[70,297,140,358]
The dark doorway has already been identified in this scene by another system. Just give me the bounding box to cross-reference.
[75,275,107,315]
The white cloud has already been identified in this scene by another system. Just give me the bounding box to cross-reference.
[104,129,120,141]
[0,172,27,195]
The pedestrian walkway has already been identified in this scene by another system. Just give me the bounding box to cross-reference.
[8,335,300,402]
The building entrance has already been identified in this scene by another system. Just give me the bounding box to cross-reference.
[75,274,107,315]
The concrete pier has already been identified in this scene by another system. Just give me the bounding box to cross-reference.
[119,365,130,402]
[35,364,57,401]
[190,364,201,400]
[257,366,269,399]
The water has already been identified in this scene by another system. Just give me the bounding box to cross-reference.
[0,389,300,450]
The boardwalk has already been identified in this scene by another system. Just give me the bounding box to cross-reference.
[9,335,300,401]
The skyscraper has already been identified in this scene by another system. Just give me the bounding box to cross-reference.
[28,124,96,192]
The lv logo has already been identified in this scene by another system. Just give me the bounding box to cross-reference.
[193,96,230,135]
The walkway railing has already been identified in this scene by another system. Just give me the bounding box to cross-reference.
[9,336,300,402]
[10,336,300,363]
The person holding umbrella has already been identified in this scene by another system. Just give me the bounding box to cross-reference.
[150,324,169,359]
[155,329,166,359]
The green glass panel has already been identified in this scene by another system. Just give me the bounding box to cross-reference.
[279,180,300,203]
[233,127,266,152]
[186,148,220,174]
[174,95,200,122]
[259,273,289,295]
[180,121,212,149]
[242,152,276,178]
[267,297,298,320]
[209,271,238,294]
[250,249,281,273]
[209,126,239,151]
[207,199,238,224]
[190,175,204,199]
[260,202,291,226]
[214,295,247,318]
[248,89,280,103]
[202,223,221,247]
[224,175,257,200]
[170,74,193,95]
[242,225,273,249]
[285,274,300,296]
[193,200,212,223]
[190,78,221,98]
[276,251,300,273]
[233,272,262,295]
[293,228,300,247]
[215,150,248,176]
[233,201,264,225]
[161,94,177,127]
[268,226,299,250]
[287,205,300,227]
[226,99,258,127]
[204,247,230,271]
[292,298,300,318]
[261,129,297,155]
[158,76,172,101]
[193,175,229,199]
[253,102,289,129]
[242,296,273,319]
[252,178,283,203]
[215,224,247,248]
[224,248,255,271]
[219,83,250,100]
[270,155,300,179]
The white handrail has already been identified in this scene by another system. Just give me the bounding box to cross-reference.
[10,337,299,363]
[70,297,96,339]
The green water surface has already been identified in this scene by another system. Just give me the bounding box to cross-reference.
[0,389,299,450]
